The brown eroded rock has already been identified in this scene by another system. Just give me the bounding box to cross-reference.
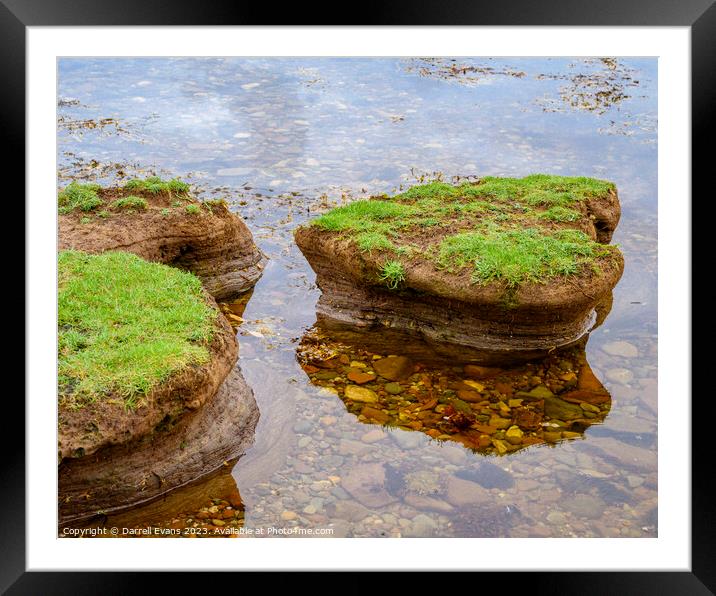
[294,177,623,366]
[57,188,264,525]
[58,291,238,461]
[59,187,266,301]
[59,366,259,526]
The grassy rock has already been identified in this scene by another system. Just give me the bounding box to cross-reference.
[58,177,266,300]
[295,175,623,365]
[57,250,259,526]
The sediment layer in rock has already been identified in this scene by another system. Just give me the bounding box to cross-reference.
[61,464,244,533]
[59,367,259,526]
[57,182,264,524]
[295,176,624,365]
[58,292,238,461]
[59,186,266,300]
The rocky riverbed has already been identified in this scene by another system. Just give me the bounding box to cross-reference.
[297,330,611,455]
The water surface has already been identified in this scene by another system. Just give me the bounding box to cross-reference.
[58,57,657,538]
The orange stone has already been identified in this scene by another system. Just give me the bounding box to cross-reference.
[347,370,376,384]
[463,364,503,378]
[457,389,483,402]
[315,357,340,369]
[471,423,497,435]
[477,435,493,448]
[302,364,320,374]
[452,433,478,449]
[361,406,390,424]
[417,397,438,411]
[494,382,514,397]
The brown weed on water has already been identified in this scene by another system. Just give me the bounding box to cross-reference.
[535,58,641,115]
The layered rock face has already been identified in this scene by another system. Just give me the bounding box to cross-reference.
[59,366,258,526]
[58,275,259,526]
[295,175,624,365]
[59,184,266,300]
[57,179,264,526]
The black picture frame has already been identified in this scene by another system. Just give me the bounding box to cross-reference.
[7,0,706,591]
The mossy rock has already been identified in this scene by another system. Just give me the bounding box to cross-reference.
[299,175,621,293]
[294,175,624,366]
[57,177,266,301]
[58,250,239,461]
[58,250,217,409]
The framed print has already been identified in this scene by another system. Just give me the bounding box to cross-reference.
[8,0,707,591]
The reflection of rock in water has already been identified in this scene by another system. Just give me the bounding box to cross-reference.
[63,464,246,537]
[58,367,259,529]
[296,313,613,456]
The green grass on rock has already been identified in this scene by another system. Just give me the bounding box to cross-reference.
[538,205,581,222]
[378,260,406,289]
[58,182,103,214]
[58,251,216,409]
[305,174,618,290]
[438,227,609,287]
[112,195,148,211]
[59,176,193,216]
[123,176,190,195]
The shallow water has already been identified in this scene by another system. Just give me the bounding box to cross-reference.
[58,57,657,538]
